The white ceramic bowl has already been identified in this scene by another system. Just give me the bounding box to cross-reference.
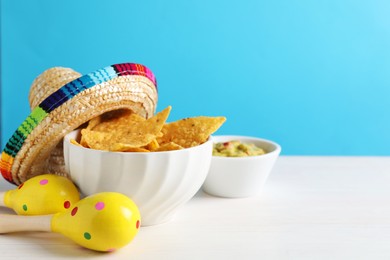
[63,130,212,226]
[202,135,281,198]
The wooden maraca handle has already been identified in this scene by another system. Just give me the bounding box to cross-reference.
[0,214,52,233]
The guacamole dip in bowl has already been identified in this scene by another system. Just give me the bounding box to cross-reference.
[213,140,266,157]
[203,135,281,198]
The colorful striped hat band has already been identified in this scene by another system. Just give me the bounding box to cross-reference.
[0,63,158,185]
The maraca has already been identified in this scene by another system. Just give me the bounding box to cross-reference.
[0,174,80,215]
[0,192,141,252]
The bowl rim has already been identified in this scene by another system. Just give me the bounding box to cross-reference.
[64,129,213,155]
[210,135,282,160]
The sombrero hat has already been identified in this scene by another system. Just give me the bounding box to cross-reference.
[0,63,158,185]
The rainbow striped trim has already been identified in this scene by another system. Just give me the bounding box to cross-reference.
[0,63,157,183]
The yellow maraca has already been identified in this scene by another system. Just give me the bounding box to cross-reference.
[0,174,80,215]
[0,192,141,252]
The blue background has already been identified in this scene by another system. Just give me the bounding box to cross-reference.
[1,0,390,155]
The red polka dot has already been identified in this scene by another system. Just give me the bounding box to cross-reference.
[136,220,140,229]
[71,207,78,216]
[18,183,24,189]
[64,201,71,209]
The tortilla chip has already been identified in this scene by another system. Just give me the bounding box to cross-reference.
[81,129,156,151]
[91,106,170,137]
[144,106,171,135]
[70,139,83,147]
[155,142,184,152]
[157,116,226,148]
[81,129,113,150]
[92,113,146,133]
[111,145,150,153]
[144,139,160,151]
[86,116,102,130]
[78,106,226,152]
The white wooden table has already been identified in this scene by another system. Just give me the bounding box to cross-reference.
[1,156,390,259]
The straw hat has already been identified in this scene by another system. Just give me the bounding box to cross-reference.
[0,63,158,185]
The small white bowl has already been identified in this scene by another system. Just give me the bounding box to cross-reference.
[202,135,281,198]
[63,130,212,226]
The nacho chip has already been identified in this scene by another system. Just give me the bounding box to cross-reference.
[144,139,160,151]
[109,133,156,151]
[92,112,146,133]
[155,142,184,152]
[144,106,171,135]
[81,129,156,151]
[81,129,113,150]
[91,106,170,137]
[111,145,150,153]
[79,137,89,148]
[157,116,226,148]
[78,106,225,152]
[100,109,135,122]
[78,117,102,146]
[86,116,102,130]
[70,139,83,147]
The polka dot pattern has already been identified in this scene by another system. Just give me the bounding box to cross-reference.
[39,179,48,185]
[64,201,71,209]
[95,202,105,210]
[5,174,79,219]
[47,193,140,251]
[71,207,78,216]
[84,232,91,240]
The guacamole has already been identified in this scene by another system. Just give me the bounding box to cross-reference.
[212,140,266,157]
